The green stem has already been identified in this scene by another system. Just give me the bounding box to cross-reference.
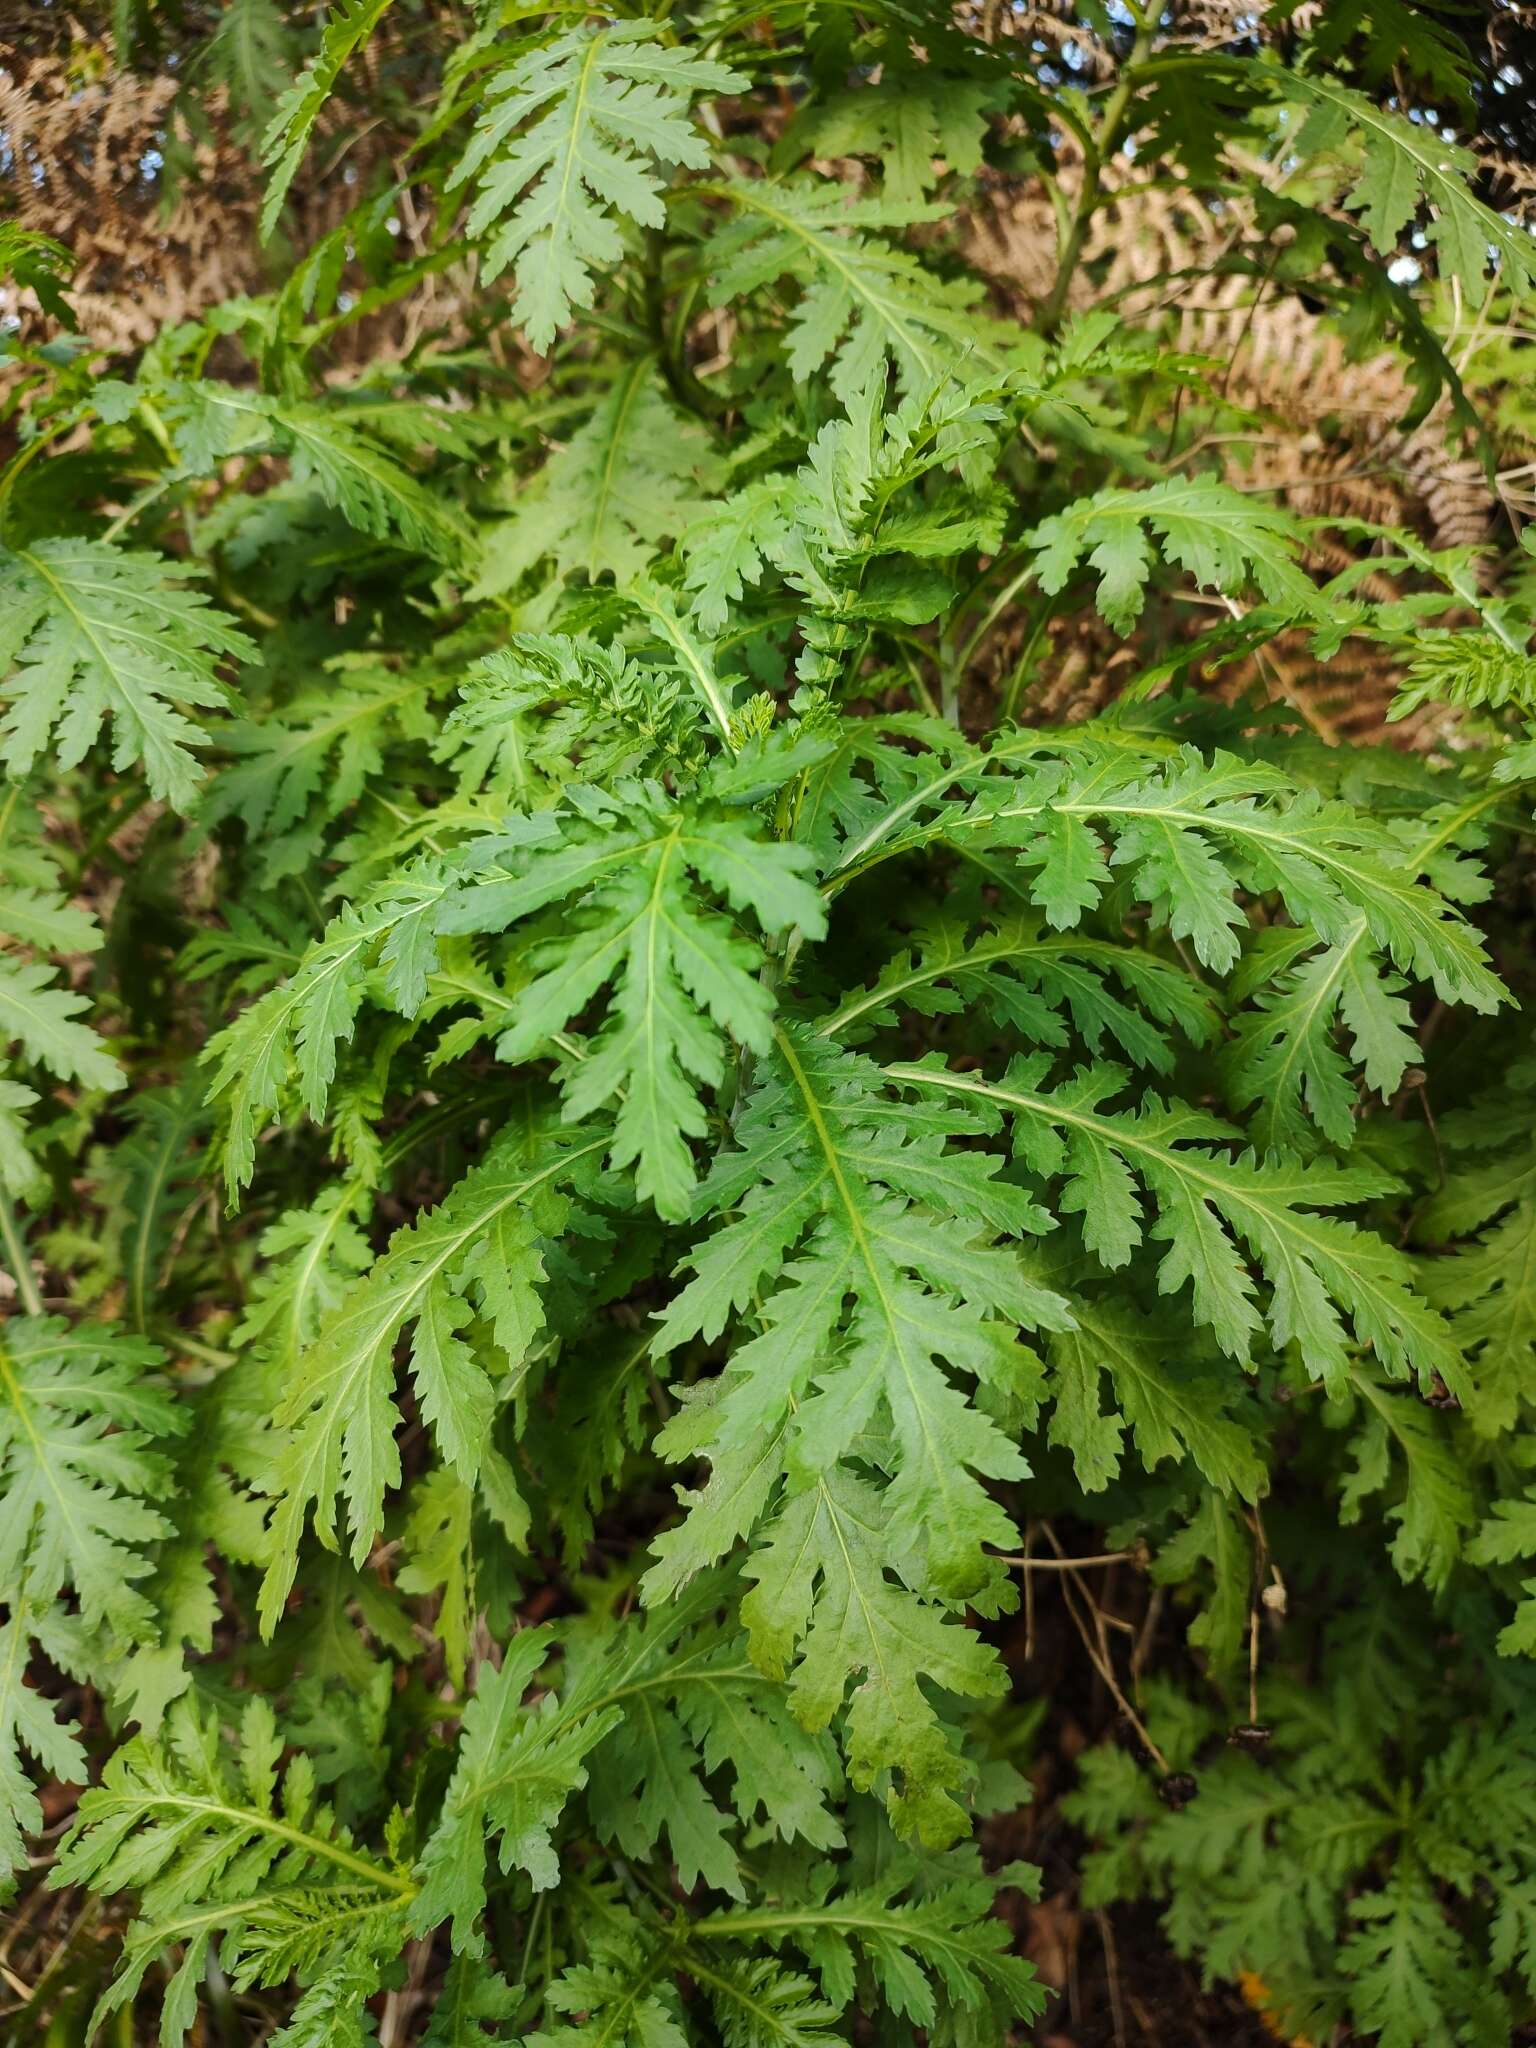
[998,600,1052,726]
[101,473,176,542]
[0,1189,44,1317]
[940,664,961,729]
[644,229,721,423]
[955,554,1037,674]
[1037,0,1162,335]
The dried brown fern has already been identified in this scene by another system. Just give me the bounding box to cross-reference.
[0,44,476,365]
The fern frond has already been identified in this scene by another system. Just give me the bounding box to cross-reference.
[1389,631,1536,723]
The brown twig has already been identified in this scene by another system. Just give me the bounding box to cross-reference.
[1097,1909,1128,2048]
[1040,1526,1171,1773]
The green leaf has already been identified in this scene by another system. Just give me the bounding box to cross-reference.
[649,1028,1061,1591]
[705,179,1010,400]
[259,1114,606,1630]
[0,953,122,1093]
[0,221,76,328]
[0,1318,186,1639]
[566,1582,844,1900]
[0,540,251,809]
[202,665,435,882]
[0,1606,86,1879]
[204,0,297,151]
[1389,631,1536,724]
[1421,1203,1536,1440]
[438,785,826,1216]
[0,882,102,955]
[421,1956,521,2048]
[1335,1363,1476,1590]
[260,0,395,240]
[1283,70,1536,305]
[691,1866,1045,2032]
[476,360,710,587]
[397,1468,475,1686]
[1153,1495,1251,1671]
[203,880,455,1197]
[411,1628,621,1948]
[164,385,470,562]
[890,1056,1462,1395]
[738,1466,1003,1845]
[645,1028,1069,1841]
[1224,922,1419,1151]
[54,1695,411,2045]
[680,477,794,636]
[941,744,1503,1005]
[0,1072,45,1202]
[775,77,995,205]
[1341,1874,1508,2048]
[527,1918,689,2048]
[1040,1275,1267,1499]
[818,911,1216,1074]
[1028,479,1324,635]
[454,19,744,352]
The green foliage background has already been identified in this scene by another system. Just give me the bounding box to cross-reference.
[5,1,1536,2041]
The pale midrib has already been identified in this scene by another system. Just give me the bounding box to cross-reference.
[22,551,197,688]
[101,1791,412,1892]
[773,1026,966,1589]
[317,1136,608,1367]
[255,678,424,758]
[1257,923,1365,1124]
[283,1191,365,1365]
[888,1063,1399,1292]
[586,356,651,576]
[629,589,736,744]
[0,1334,89,1558]
[691,1905,981,1963]
[460,1657,765,1813]
[129,1120,190,1334]
[818,930,1130,1038]
[0,967,118,1075]
[719,185,984,379]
